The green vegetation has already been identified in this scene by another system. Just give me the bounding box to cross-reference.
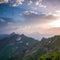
[23,35,60,60]
[0,34,60,60]
[23,55,33,60]
[38,52,60,60]
[23,52,60,60]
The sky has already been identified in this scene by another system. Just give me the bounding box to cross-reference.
[0,0,60,37]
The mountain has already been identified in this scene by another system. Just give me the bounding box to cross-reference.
[0,33,39,60]
[27,32,54,40]
[23,35,60,60]
[0,33,60,60]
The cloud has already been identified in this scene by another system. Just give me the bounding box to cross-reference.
[0,0,24,6]
[0,16,59,35]
[0,0,60,35]
[0,0,8,3]
[0,17,14,27]
[35,0,46,8]
[0,17,13,22]
[41,27,60,35]
[23,11,57,24]
[10,0,24,7]
[28,0,33,5]
[24,10,38,15]
[0,18,5,22]
[42,0,60,13]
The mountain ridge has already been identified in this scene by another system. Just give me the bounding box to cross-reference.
[0,33,60,60]
[0,33,39,60]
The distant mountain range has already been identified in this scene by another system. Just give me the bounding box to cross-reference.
[0,32,54,40]
[0,34,8,39]
[0,33,60,60]
[27,32,54,40]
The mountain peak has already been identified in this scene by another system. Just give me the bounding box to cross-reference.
[10,32,16,36]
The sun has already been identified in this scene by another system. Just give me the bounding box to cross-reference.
[49,18,60,28]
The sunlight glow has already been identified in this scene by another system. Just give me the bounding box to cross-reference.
[49,18,60,28]
[53,10,60,17]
